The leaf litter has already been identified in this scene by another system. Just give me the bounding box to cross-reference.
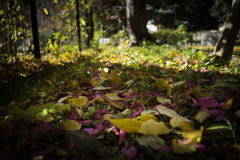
[1,46,240,159]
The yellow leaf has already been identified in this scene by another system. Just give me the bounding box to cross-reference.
[105,93,124,101]
[138,119,170,135]
[91,77,99,87]
[104,96,123,109]
[110,70,122,85]
[68,96,88,108]
[92,97,104,106]
[36,112,54,122]
[222,98,234,110]
[170,118,186,129]
[44,8,48,15]
[108,118,143,133]
[195,109,211,123]
[157,78,172,96]
[139,113,158,122]
[172,138,198,154]
[63,119,81,130]
[155,105,191,122]
[182,123,203,142]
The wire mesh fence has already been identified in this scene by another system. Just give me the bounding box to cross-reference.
[0,0,82,61]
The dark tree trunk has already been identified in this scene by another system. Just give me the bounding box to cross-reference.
[213,0,240,62]
[126,0,153,46]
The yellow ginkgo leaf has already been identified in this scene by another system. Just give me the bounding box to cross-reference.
[92,97,104,106]
[108,118,143,133]
[105,93,123,101]
[138,119,170,135]
[63,119,81,131]
[68,96,88,108]
[170,118,186,129]
[91,77,99,87]
[139,113,158,122]
[182,123,203,142]
[36,112,54,122]
[172,138,198,154]
[157,78,172,96]
[195,109,211,123]
[110,70,122,85]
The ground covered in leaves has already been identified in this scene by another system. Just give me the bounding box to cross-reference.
[1,44,240,160]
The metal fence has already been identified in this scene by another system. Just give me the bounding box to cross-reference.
[0,0,86,60]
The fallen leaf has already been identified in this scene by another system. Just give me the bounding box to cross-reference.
[36,112,54,122]
[212,81,228,88]
[222,98,234,110]
[182,123,203,142]
[139,113,158,122]
[138,119,170,135]
[110,70,122,85]
[170,118,186,129]
[105,93,124,101]
[136,135,165,150]
[91,86,111,90]
[63,119,81,130]
[91,77,99,86]
[92,97,104,106]
[157,97,171,104]
[108,118,142,133]
[235,110,240,117]
[68,96,88,108]
[155,105,191,122]
[195,109,211,123]
[104,96,123,109]
[172,138,198,154]
[58,96,72,103]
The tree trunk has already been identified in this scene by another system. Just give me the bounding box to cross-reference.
[126,0,153,46]
[213,0,240,62]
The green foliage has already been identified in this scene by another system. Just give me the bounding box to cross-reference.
[152,26,193,45]
[108,30,124,46]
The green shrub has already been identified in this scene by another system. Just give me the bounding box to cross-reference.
[152,26,193,45]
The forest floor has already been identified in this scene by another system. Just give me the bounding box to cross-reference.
[1,43,240,160]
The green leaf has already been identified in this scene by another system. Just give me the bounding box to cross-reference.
[198,51,205,60]
[87,106,96,116]
[178,108,190,114]
[157,97,171,104]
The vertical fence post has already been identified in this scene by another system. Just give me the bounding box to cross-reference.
[30,0,41,59]
[75,0,82,52]
[85,0,90,48]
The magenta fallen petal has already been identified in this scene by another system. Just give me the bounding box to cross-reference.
[54,91,59,98]
[94,112,103,120]
[79,120,94,126]
[112,85,121,89]
[125,91,136,99]
[129,111,140,119]
[98,108,109,114]
[65,138,75,151]
[142,91,150,98]
[151,92,166,97]
[95,123,104,132]
[118,130,126,145]
[121,146,137,158]
[69,113,79,120]
[130,100,137,110]
[83,128,96,134]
